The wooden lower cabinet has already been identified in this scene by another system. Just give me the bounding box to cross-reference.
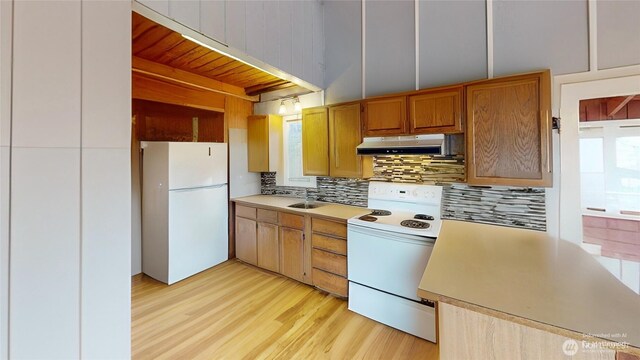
[257,222,279,272]
[235,204,309,284]
[280,227,305,282]
[312,268,348,298]
[311,217,349,297]
[235,216,257,265]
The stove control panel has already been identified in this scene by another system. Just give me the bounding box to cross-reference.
[368,181,443,205]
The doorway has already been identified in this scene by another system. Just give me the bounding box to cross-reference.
[559,74,640,294]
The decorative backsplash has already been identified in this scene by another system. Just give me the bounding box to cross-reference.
[442,184,546,231]
[261,153,547,231]
[371,155,465,184]
[261,173,368,207]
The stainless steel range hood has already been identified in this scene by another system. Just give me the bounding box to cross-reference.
[356,134,445,155]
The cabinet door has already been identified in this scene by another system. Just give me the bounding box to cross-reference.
[466,71,552,187]
[364,96,407,136]
[235,216,257,265]
[247,115,269,172]
[302,106,329,176]
[280,227,304,282]
[409,87,463,134]
[329,103,362,178]
[257,222,279,272]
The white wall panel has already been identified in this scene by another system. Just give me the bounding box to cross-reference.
[245,1,265,62]
[419,0,487,88]
[82,0,131,149]
[81,148,131,359]
[10,148,80,359]
[493,0,589,76]
[0,147,8,360]
[200,0,226,44]
[138,0,169,16]
[597,0,640,70]
[229,129,260,198]
[278,1,293,74]
[324,0,360,104]
[302,1,314,84]
[263,1,280,69]
[169,0,200,31]
[0,0,11,148]
[291,1,304,78]
[12,1,81,148]
[365,0,415,97]
[312,0,324,87]
[225,0,246,51]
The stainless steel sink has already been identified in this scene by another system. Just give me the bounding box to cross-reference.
[288,202,323,209]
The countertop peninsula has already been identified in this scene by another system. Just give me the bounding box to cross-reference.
[418,220,640,350]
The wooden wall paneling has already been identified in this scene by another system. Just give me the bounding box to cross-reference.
[226,96,253,130]
[132,99,225,143]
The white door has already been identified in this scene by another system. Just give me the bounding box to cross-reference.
[168,142,227,190]
[167,184,228,284]
[559,74,640,294]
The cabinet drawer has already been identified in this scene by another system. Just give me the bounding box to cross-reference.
[311,218,347,238]
[236,205,256,219]
[312,234,347,255]
[257,208,278,224]
[312,248,347,277]
[280,212,305,229]
[312,268,348,297]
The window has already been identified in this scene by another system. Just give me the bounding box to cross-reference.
[579,119,640,217]
[278,115,317,188]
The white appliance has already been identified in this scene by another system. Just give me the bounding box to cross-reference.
[347,181,443,342]
[142,141,228,285]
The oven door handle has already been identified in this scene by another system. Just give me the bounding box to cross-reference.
[347,223,436,245]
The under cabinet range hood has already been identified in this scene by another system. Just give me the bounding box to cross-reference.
[356,134,445,155]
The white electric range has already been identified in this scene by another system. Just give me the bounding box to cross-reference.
[347,181,443,343]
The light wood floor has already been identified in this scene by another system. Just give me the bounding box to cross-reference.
[132,260,439,359]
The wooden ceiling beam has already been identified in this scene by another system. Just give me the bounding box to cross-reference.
[245,81,297,96]
[132,56,258,102]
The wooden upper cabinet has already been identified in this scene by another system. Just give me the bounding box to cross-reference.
[409,87,463,134]
[363,96,407,136]
[301,107,329,176]
[466,70,552,187]
[329,103,363,178]
[247,114,282,172]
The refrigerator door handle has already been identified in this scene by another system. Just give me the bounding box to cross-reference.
[169,184,227,192]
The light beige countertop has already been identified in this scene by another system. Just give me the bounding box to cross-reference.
[418,220,640,349]
[231,195,370,221]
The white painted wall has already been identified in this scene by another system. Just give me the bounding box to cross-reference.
[0,1,11,357]
[2,0,131,357]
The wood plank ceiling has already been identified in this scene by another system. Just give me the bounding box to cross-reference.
[132,12,297,96]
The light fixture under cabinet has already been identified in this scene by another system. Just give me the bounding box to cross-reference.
[278,96,302,115]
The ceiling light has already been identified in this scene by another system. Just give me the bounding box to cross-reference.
[293,96,302,112]
[279,100,287,115]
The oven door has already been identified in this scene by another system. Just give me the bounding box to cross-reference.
[347,224,434,302]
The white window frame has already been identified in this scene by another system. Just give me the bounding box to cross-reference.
[277,115,317,188]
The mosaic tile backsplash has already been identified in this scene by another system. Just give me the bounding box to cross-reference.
[371,155,465,183]
[261,172,368,207]
[261,155,546,231]
[442,184,546,231]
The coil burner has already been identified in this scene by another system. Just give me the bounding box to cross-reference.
[414,214,435,221]
[358,215,378,222]
[400,220,430,229]
[369,209,392,216]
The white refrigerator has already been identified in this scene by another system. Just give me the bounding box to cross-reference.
[141,141,228,284]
